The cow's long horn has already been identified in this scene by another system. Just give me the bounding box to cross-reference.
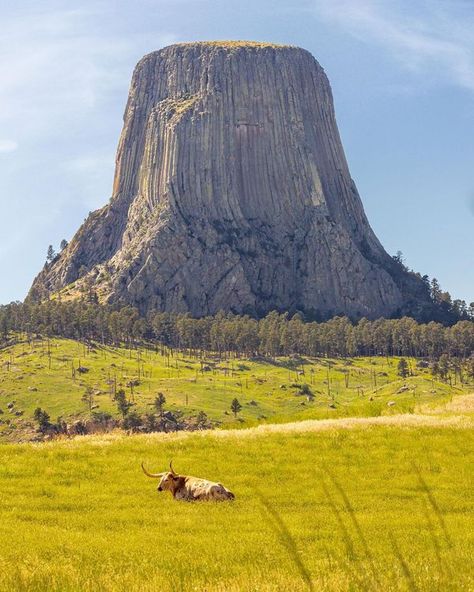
[141,462,163,478]
[169,460,177,475]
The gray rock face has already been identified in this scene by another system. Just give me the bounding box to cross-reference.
[31,41,425,319]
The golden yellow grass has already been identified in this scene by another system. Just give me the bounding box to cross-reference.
[422,393,474,415]
[0,418,473,591]
[49,411,472,449]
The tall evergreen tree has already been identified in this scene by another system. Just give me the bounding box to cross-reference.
[230,398,242,418]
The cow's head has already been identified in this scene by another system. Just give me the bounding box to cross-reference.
[141,460,180,493]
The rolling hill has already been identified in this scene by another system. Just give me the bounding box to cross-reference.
[0,336,471,442]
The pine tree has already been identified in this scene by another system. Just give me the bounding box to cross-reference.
[196,410,209,429]
[154,393,166,419]
[430,278,442,303]
[144,413,158,432]
[46,245,56,264]
[230,398,242,418]
[397,358,409,378]
[33,407,51,433]
[115,389,131,418]
[438,354,450,381]
[122,411,142,431]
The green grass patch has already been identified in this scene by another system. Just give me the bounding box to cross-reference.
[0,422,472,590]
[0,338,470,441]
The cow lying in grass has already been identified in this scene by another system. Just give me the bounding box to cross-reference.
[141,461,235,501]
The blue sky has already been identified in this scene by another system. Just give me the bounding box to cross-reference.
[0,0,473,304]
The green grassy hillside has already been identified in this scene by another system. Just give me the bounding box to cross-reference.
[0,338,470,441]
[0,417,472,591]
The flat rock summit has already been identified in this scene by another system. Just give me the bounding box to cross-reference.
[32,41,430,319]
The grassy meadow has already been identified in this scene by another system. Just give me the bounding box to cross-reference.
[1,336,472,590]
[0,418,473,591]
[0,337,470,441]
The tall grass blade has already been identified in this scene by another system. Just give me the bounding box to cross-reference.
[412,463,453,547]
[320,480,371,590]
[420,496,448,584]
[255,488,314,592]
[322,464,379,585]
[320,480,356,561]
[389,533,418,592]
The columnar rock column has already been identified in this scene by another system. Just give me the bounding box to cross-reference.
[31,41,427,319]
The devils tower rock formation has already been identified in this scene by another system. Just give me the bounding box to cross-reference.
[31,41,429,319]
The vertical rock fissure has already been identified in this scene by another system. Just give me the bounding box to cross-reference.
[30,41,429,320]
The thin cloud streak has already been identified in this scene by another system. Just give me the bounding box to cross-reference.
[311,0,474,92]
[0,2,177,302]
[0,3,177,208]
[0,140,18,153]
[0,7,177,141]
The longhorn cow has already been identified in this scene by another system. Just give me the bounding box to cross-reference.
[141,461,235,501]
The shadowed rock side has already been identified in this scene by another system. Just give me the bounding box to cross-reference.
[31,41,430,319]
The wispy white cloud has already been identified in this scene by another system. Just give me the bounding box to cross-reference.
[311,0,474,92]
[0,140,18,153]
[0,6,177,141]
[0,3,177,210]
[0,2,177,301]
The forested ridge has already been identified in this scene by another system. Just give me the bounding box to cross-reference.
[1,301,473,359]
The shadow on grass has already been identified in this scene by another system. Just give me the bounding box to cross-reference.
[412,462,453,548]
[253,458,456,592]
[255,487,315,591]
[249,356,313,370]
[389,532,419,592]
[321,464,380,590]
